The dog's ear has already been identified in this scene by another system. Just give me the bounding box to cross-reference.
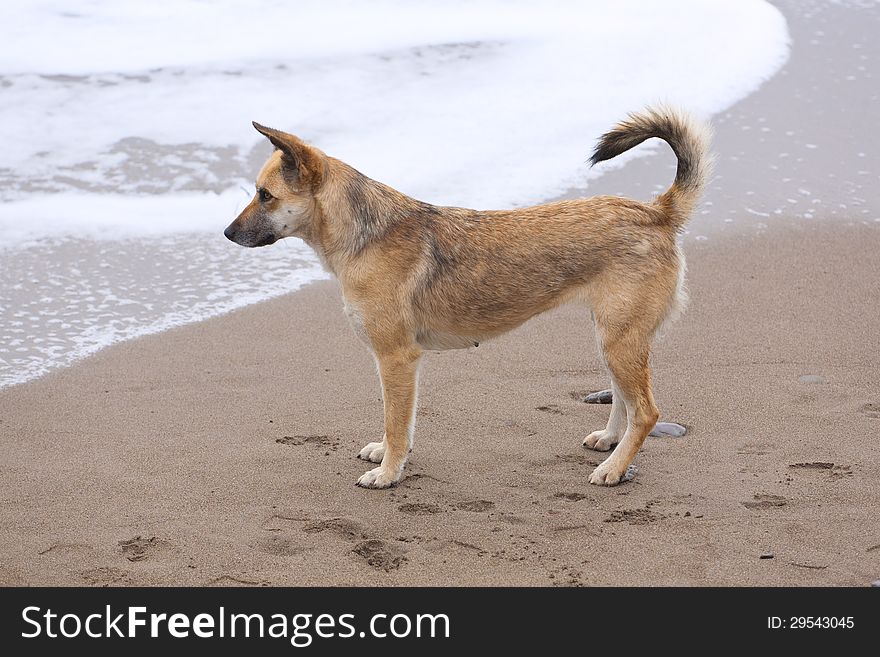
[252,122,324,186]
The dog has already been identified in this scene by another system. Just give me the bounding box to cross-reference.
[224,106,711,488]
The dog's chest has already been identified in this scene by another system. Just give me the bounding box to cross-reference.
[343,300,477,351]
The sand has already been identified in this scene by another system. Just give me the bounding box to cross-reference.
[1,0,878,586]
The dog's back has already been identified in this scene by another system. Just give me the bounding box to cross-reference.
[363,106,713,345]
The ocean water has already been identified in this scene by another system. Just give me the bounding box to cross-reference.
[0,0,790,388]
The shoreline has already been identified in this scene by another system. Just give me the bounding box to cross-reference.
[1,0,879,586]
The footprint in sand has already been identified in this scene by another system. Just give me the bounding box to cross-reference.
[860,402,880,420]
[81,566,128,586]
[275,435,339,451]
[553,492,589,501]
[498,513,528,525]
[397,502,441,515]
[548,565,585,587]
[742,494,787,510]
[118,536,166,562]
[789,462,853,478]
[302,518,367,541]
[454,500,495,512]
[256,536,307,557]
[352,539,407,572]
[604,508,663,524]
[789,462,835,471]
[536,404,564,414]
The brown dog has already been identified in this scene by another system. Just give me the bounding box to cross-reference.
[224,106,711,488]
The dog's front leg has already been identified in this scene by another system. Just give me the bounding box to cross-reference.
[356,345,422,489]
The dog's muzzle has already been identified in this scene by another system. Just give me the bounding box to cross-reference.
[223,223,277,248]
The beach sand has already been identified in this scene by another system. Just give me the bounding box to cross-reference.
[1,0,878,586]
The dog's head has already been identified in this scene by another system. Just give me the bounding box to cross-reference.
[224,123,326,247]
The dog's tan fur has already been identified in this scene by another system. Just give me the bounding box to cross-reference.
[224,106,712,488]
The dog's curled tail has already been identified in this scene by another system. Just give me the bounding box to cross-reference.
[589,105,713,229]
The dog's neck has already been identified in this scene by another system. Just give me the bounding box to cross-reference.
[309,160,425,276]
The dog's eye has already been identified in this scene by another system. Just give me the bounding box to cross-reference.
[258,188,273,203]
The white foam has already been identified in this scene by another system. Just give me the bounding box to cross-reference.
[1,0,789,216]
[0,0,791,388]
[0,190,246,250]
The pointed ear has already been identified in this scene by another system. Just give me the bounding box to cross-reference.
[252,121,296,154]
[252,121,324,186]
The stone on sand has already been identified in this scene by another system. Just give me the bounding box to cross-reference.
[582,389,613,404]
[650,422,687,438]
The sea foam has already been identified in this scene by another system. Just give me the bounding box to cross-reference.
[0,0,790,386]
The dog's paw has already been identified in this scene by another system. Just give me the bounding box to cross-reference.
[356,466,400,489]
[583,429,620,451]
[358,441,386,463]
[588,459,626,486]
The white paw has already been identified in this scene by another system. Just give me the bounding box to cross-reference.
[358,441,386,463]
[356,466,401,489]
[583,429,620,451]
[588,459,626,486]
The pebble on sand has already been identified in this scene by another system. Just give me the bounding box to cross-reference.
[582,389,613,404]
[649,422,687,437]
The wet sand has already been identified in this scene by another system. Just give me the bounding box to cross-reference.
[0,0,878,585]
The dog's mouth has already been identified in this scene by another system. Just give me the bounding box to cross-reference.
[249,232,278,247]
[224,224,278,248]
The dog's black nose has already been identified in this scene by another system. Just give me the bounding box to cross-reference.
[224,225,236,241]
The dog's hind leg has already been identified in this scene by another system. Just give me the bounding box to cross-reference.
[589,342,658,485]
[583,379,627,451]
[356,344,422,489]
[587,303,660,486]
